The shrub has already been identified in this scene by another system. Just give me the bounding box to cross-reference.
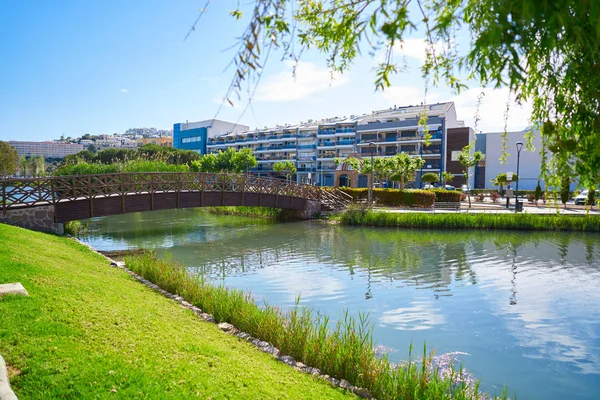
[475,193,485,202]
[429,189,463,202]
[527,193,536,203]
[490,192,501,203]
[338,188,435,208]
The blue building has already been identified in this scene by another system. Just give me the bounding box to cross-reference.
[173,119,249,155]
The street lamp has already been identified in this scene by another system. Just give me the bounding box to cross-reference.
[368,141,377,206]
[515,141,523,213]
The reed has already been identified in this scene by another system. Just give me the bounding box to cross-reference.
[124,252,511,400]
[337,208,600,232]
[203,206,284,219]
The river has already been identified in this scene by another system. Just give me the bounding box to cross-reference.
[77,208,600,400]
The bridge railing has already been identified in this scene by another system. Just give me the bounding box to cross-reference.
[1,172,326,213]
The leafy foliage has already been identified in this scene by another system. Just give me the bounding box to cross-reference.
[421,172,439,184]
[272,160,297,180]
[191,148,258,173]
[0,141,18,178]
[458,146,484,208]
[338,188,436,207]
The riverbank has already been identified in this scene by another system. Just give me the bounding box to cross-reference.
[0,224,352,399]
[335,208,600,231]
[203,206,284,219]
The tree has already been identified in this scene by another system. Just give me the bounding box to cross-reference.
[588,189,596,209]
[458,147,484,208]
[273,160,296,181]
[535,181,543,205]
[205,0,600,190]
[18,155,28,177]
[389,153,425,189]
[560,177,570,209]
[491,173,519,197]
[233,148,258,174]
[192,153,219,173]
[87,143,98,153]
[421,172,440,186]
[191,149,257,174]
[442,172,454,187]
[0,141,18,178]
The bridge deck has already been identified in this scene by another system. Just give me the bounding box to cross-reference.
[1,173,350,223]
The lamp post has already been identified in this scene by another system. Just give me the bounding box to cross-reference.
[515,141,523,213]
[368,141,377,206]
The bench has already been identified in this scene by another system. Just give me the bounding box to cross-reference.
[433,202,461,211]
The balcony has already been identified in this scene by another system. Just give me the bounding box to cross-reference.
[336,139,355,146]
[297,144,316,150]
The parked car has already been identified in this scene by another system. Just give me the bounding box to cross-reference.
[461,184,471,193]
[444,185,456,191]
[423,184,436,189]
[574,190,597,205]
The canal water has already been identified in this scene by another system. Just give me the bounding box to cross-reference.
[77,209,600,400]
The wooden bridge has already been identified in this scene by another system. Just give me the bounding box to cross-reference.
[0,173,351,233]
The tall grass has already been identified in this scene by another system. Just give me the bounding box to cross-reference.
[124,252,510,400]
[203,206,284,219]
[337,208,600,231]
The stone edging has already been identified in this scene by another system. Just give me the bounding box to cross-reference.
[71,237,371,399]
[0,355,18,400]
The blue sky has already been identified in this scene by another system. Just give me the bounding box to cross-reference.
[0,1,531,141]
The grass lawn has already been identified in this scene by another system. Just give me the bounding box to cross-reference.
[0,224,353,399]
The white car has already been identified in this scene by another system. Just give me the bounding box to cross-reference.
[575,190,596,205]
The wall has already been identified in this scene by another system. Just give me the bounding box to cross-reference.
[485,131,543,190]
[0,205,63,234]
[445,127,472,187]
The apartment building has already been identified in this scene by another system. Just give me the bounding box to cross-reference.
[136,136,173,147]
[8,141,84,159]
[173,119,249,154]
[179,101,477,186]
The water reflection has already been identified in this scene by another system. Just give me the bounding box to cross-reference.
[79,209,600,400]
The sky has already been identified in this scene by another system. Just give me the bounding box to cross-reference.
[0,1,532,142]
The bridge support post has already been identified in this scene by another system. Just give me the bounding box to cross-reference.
[0,205,64,234]
[281,200,322,220]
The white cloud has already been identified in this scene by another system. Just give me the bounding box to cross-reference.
[393,37,443,64]
[451,87,532,132]
[255,61,349,102]
[120,88,129,93]
[379,84,444,106]
[379,299,445,331]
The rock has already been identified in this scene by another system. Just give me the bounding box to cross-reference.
[260,346,280,357]
[352,387,370,398]
[338,379,352,389]
[0,355,18,400]
[199,313,216,323]
[326,377,340,386]
[180,301,192,308]
[0,283,29,297]
[295,362,306,369]
[305,367,321,375]
[218,322,235,332]
[236,332,252,340]
[278,355,296,366]
[251,339,269,348]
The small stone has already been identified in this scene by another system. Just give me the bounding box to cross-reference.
[0,283,29,297]
[236,332,252,340]
[190,306,202,314]
[305,367,321,375]
[181,301,192,308]
[251,339,269,348]
[260,346,280,357]
[218,322,235,332]
[326,377,340,386]
[338,379,352,389]
[352,387,370,398]
[199,313,216,323]
[295,362,306,369]
[278,355,295,366]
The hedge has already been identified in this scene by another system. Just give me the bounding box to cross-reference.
[338,188,436,208]
[429,189,464,202]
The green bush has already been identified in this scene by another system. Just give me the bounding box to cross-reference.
[338,188,435,208]
[54,160,189,176]
[429,189,463,202]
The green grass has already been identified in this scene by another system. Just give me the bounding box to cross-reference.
[124,252,511,400]
[0,224,353,399]
[203,206,284,219]
[336,208,600,231]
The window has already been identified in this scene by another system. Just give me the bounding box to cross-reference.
[181,136,202,144]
